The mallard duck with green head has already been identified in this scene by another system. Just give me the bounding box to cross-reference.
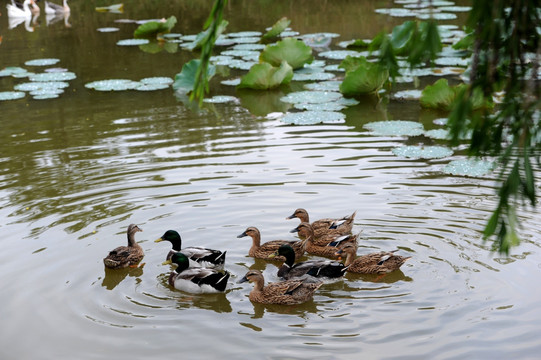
[335,243,411,274]
[269,244,347,280]
[286,208,356,243]
[155,230,226,270]
[103,224,144,269]
[291,222,359,259]
[237,226,306,261]
[164,252,230,293]
[237,269,322,305]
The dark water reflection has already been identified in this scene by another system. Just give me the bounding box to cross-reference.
[1,0,541,359]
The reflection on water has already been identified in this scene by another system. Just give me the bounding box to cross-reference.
[1,0,540,359]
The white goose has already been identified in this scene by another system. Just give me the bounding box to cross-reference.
[45,0,69,14]
[7,0,33,18]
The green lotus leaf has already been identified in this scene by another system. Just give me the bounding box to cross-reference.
[339,57,389,96]
[344,39,371,49]
[338,55,364,72]
[187,20,228,51]
[173,59,216,93]
[259,37,313,70]
[262,17,291,40]
[134,16,177,38]
[390,20,416,54]
[419,78,481,110]
[238,61,293,90]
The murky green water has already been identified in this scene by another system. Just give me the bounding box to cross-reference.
[1,1,540,359]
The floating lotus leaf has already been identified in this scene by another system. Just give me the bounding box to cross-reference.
[117,39,150,46]
[438,6,472,12]
[227,60,257,70]
[304,81,341,92]
[181,34,197,41]
[324,64,345,72]
[280,90,342,104]
[423,129,449,140]
[14,81,69,92]
[417,12,457,20]
[0,91,25,101]
[293,102,347,111]
[231,43,266,51]
[281,111,345,125]
[336,97,360,106]
[163,33,182,39]
[392,145,453,159]
[24,58,60,66]
[433,118,448,126]
[221,50,260,58]
[173,59,216,93]
[221,78,241,86]
[292,72,335,81]
[203,95,237,103]
[364,120,424,136]
[33,94,60,100]
[30,88,64,96]
[443,159,496,177]
[228,31,262,38]
[134,16,177,38]
[319,50,361,60]
[97,27,120,32]
[259,37,313,70]
[434,57,470,66]
[262,17,291,40]
[85,79,140,91]
[375,8,416,17]
[140,77,173,85]
[229,36,260,44]
[238,61,293,90]
[135,83,170,91]
[280,31,300,37]
[29,72,76,82]
[339,57,389,96]
[0,67,29,77]
[392,89,422,100]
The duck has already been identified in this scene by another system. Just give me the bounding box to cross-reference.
[103,224,144,269]
[291,222,359,259]
[237,226,306,261]
[269,244,347,280]
[237,269,322,305]
[155,230,226,270]
[164,252,230,293]
[44,0,69,14]
[286,208,356,243]
[335,243,411,274]
[7,0,33,17]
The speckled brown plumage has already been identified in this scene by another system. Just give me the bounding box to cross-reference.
[238,269,322,305]
[237,226,306,261]
[291,222,358,259]
[287,208,356,244]
[103,224,144,269]
[336,243,411,274]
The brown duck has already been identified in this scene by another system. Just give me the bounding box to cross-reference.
[286,208,356,244]
[238,269,322,305]
[103,224,144,269]
[291,222,359,259]
[336,243,411,274]
[237,226,306,261]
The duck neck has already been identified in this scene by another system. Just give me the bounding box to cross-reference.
[127,231,138,247]
[252,277,264,293]
[170,235,182,251]
[250,231,261,250]
[344,251,354,266]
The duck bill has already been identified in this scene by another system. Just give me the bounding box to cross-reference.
[237,232,247,238]
[162,259,172,265]
[286,213,296,220]
[289,227,300,233]
[154,237,164,243]
[237,276,249,284]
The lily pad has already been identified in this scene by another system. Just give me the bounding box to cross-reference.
[97,27,120,32]
[319,50,361,60]
[134,16,177,38]
[281,110,346,125]
[85,79,140,91]
[443,159,496,177]
[392,145,453,159]
[221,78,241,86]
[14,81,69,92]
[231,43,266,51]
[375,8,417,17]
[280,90,342,104]
[238,61,293,90]
[135,83,170,91]
[140,77,174,85]
[293,102,347,111]
[95,3,124,12]
[259,37,313,70]
[262,17,291,40]
[292,72,335,81]
[364,120,424,136]
[339,57,389,96]
[304,81,341,92]
[221,50,260,58]
[117,39,150,46]
[228,31,262,38]
[0,91,26,101]
[203,95,237,103]
[0,67,29,77]
[29,72,76,82]
[24,58,60,66]
[423,129,449,140]
[392,89,423,100]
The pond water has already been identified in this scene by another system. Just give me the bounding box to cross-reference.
[1,1,540,359]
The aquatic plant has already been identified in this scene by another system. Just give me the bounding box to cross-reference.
[134,16,177,38]
[262,17,291,41]
[238,61,293,90]
[338,56,389,96]
[259,37,313,70]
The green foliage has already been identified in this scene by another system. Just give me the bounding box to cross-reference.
[339,56,389,96]
[345,39,370,49]
[447,0,540,254]
[173,59,216,93]
[420,79,488,111]
[238,61,293,90]
[262,17,291,41]
[190,0,228,105]
[187,19,228,51]
[259,37,314,70]
[134,16,177,38]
